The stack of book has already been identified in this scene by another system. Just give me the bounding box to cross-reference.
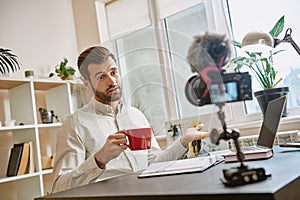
[6,141,35,177]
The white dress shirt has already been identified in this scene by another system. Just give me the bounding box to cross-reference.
[52,98,187,193]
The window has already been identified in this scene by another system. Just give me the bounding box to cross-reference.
[97,0,300,132]
[114,28,169,133]
[164,3,214,119]
[228,0,300,115]
[99,0,234,131]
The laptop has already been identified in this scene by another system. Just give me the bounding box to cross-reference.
[211,96,286,162]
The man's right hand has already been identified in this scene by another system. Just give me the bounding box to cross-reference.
[94,130,128,168]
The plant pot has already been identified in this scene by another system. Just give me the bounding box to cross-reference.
[39,111,54,123]
[254,87,289,117]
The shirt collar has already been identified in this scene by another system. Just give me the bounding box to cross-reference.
[90,98,123,116]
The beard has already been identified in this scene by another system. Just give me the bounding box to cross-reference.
[91,84,122,103]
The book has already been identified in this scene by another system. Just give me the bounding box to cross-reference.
[6,143,24,177]
[279,142,300,148]
[138,155,224,178]
[26,141,35,174]
[6,142,34,177]
[222,148,273,163]
[17,142,30,175]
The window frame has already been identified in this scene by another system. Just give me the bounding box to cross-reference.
[225,0,300,128]
[95,0,300,131]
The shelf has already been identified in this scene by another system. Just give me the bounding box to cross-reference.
[37,123,62,128]
[0,78,74,199]
[33,80,67,90]
[0,124,36,131]
[0,79,29,90]
[42,169,53,175]
[0,172,40,184]
[0,77,71,90]
[0,123,63,131]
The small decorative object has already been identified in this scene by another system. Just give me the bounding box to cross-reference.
[41,155,54,170]
[187,120,202,157]
[49,57,76,80]
[24,70,34,78]
[0,48,21,75]
[168,123,181,137]
[5,119,16,127]
[38,108,59,123]
[188,120,202,128]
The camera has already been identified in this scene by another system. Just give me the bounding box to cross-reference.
[185,32,253,106]
[185,71,253,106]
[185,33,271,187]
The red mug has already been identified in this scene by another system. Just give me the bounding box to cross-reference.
[124,127,153,150]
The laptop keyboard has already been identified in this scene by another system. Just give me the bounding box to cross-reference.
[230,146,268,152]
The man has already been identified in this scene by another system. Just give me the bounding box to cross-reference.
[52,46,209,193]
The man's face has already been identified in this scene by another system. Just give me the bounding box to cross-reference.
[87,56,122,104]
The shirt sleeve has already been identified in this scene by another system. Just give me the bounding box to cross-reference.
[148,138,188,164]
[51,115,103,193]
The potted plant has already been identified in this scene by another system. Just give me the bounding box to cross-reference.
[0,48,20,75]
[168,123,181,138]
[38,107,59,123]
[230,15,289,116]
[49,57,76,80]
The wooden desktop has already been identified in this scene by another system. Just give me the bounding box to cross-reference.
[36,146,300,200]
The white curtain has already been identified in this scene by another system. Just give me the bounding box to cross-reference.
[96,0,151,42]
[155,0,204,20]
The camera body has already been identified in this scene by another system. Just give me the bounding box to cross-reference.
[185,71,253,106]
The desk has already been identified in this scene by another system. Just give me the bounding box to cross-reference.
[36,146,300,200]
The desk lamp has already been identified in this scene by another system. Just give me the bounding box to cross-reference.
[240,31,274,62]
[241,28,300,54]
[274,28,300,55]
[242,31,274,47]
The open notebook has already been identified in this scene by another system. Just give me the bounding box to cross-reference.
[210,96,286,162]
[138,155,224,178]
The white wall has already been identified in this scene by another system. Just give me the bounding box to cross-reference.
[0,0,79,78]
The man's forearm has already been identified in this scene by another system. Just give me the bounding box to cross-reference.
[52,155,103,193]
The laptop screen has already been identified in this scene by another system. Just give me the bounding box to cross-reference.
[257,96,286,148]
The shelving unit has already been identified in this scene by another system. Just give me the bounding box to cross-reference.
[0,77,78,200]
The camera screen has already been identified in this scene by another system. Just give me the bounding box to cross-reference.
[210,82,239,103]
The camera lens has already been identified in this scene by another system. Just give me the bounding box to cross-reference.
[185,75,210,106]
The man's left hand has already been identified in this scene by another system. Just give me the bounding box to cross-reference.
[180,124,210,148]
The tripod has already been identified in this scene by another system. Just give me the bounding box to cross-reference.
[211,103,271,187]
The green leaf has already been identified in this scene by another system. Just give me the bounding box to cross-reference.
[273,77,283,88]
[269,15,285,37]
[0,48,20,74]
[232,40,242,48]
[273,49,285,55]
